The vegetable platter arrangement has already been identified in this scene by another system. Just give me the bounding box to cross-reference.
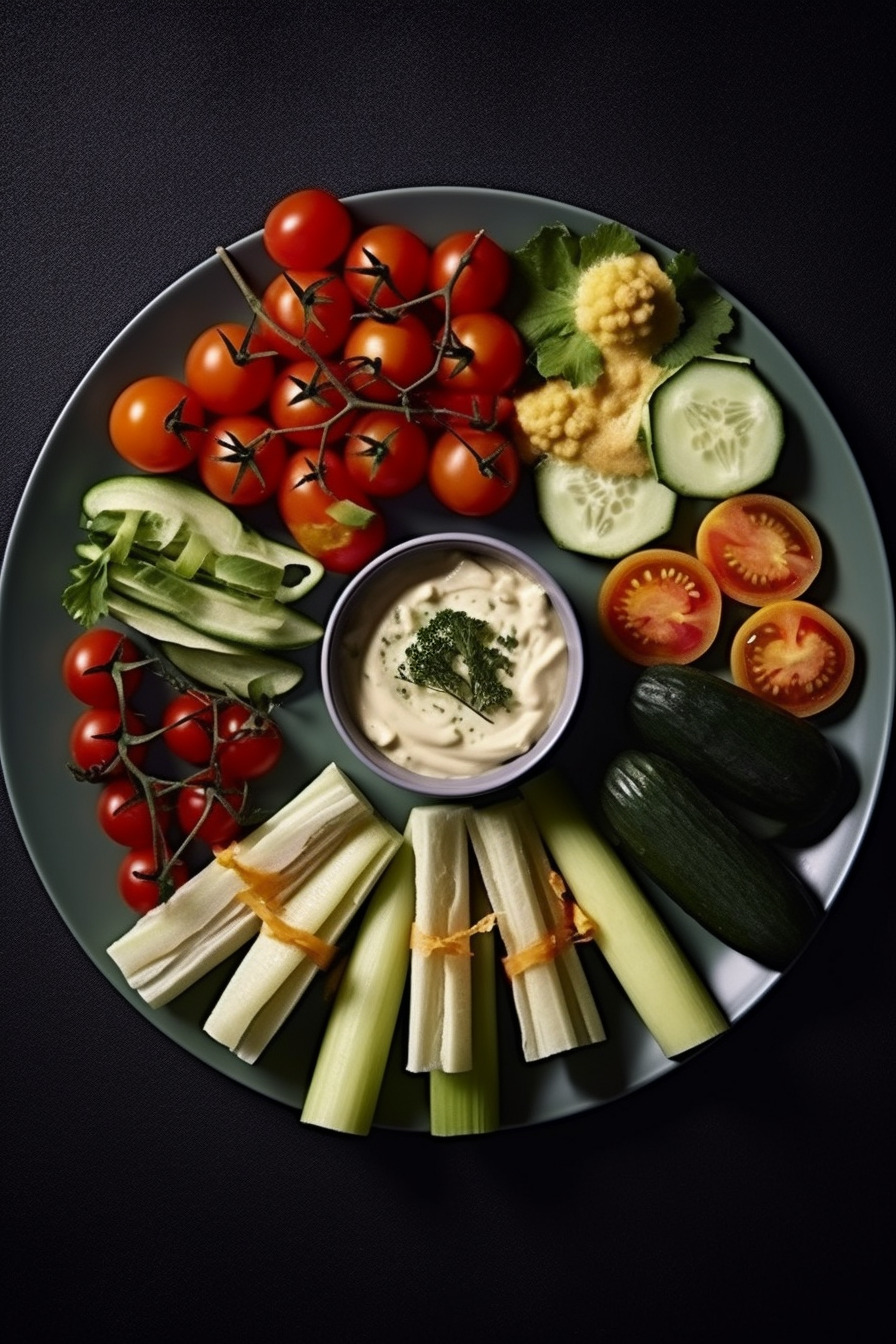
[0,185,892,1138]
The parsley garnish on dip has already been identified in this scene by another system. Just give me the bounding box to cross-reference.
[341,551,569,779]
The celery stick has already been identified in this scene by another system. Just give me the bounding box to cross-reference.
[467,801,605,1063]
[430,869,499,1137]
[107,764,373,1006]
[521,771,728,1057]
[406,806,472,1074]
[203,815,400,1056]
[300,835,416,1136]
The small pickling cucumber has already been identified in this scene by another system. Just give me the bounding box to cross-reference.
[600,749,821,971]
[535,456,677,559]
[628,664,842,825]
[648,357,784,498]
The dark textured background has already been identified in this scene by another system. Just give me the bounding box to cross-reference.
[3,3,893,1336]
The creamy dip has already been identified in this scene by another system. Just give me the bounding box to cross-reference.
[341,550,569,779]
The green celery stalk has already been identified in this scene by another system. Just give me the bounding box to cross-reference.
[301,835,416,1137]
[521,771,728,1057]
[429,869,499,1137]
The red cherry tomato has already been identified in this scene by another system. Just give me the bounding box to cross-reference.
[97,779,170,848]
[108,375,205,473]
[197,413,286,506]
[215,705,283,784]
[263,188,353,270]
[260,269,354,359]
[277,448,387,573]
[176,784,244,848]
[184,322,277,415]
[696,493,823,607]
[343,411,430,497]
[161,692,215,767]
[268,359,354,448]
[436,311,525,394]
[118,848,189,914]
[597,549,723,666]
[62,628,143,707]
[427,428,520,517]
[69,707,148,777]
[730,600,855,717]
[417,389,515,431]
[343,223,430,310]
[343,313,434,402]
[428,230,510,313]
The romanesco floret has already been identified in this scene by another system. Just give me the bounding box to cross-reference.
[575,252,682,354]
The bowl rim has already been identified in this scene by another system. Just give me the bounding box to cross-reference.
[319,531,585,798]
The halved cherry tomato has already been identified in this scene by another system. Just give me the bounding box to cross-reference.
[342,224,430,310]
[268,358,353,448]
[428,230,510,313]
[278,448,387,573]
[343,411,430,497]
[198,414,286,506]
[730,600,855,717]
[63,628,143,707]
[109,375,205,473]
[427,427,520,517]
[260,269,354,358]
[342,313,434,402]
[696,494,823,606]
[436,312,525,394]
[117,847,189,914]
[262,188,353,270]
[184,322,277,415]
[598,548,723,666]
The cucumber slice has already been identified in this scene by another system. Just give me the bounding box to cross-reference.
[100,593,303,699]
[82,475,324,601]
[106,557,323,650]
[535,457,677,559]
[159,643,303,701]
[648,357,784,498]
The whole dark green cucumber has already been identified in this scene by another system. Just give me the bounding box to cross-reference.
[628,664,841,825]
[600,749,821,971]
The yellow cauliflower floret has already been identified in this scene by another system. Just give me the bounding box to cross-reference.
[575,251,682,355]
[513,364,660,478]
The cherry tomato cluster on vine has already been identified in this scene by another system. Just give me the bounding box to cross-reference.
[106,187,528,573]
[62,627,284,915]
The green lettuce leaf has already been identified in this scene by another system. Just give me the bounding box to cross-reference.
[512,220,638,386]
[655,256,735,369]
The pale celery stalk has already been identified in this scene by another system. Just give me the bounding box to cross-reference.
[406,805,472,1074]
[106,764,373,1007]
[467,800,605,1063]
[203,813,400,1057]
[521,771,728,1056]
[300,832,416,1136]
[429,867,499,1136]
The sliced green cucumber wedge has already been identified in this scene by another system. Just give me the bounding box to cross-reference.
[535,456,677,559]
[648,357,784,498]
[101,593,305,700]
